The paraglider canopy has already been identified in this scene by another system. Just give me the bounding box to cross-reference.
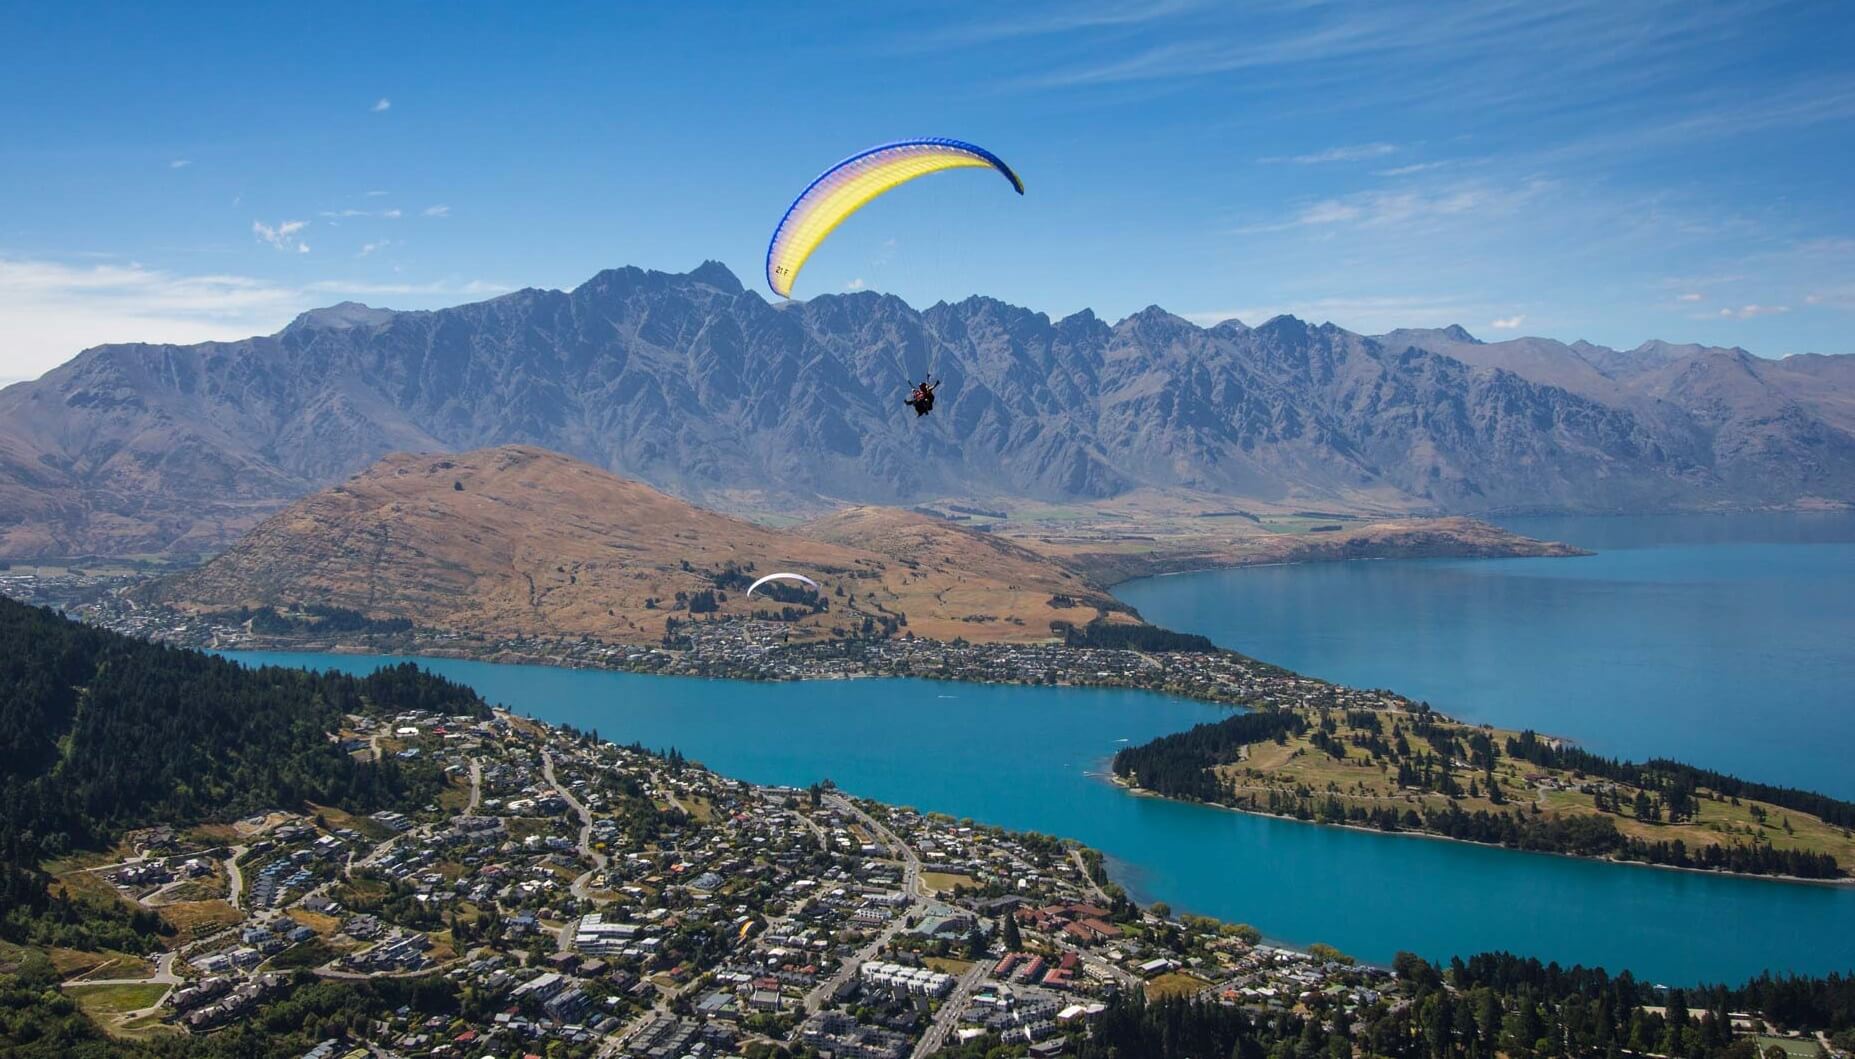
[766,138,1023,298]
[745,572,821,599]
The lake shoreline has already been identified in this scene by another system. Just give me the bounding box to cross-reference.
[207,633,1855,889]
[1102,771,1855,889]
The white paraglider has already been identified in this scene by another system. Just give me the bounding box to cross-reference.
[745,572,821,599]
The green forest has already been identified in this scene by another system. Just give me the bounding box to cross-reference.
[0,597,487,951]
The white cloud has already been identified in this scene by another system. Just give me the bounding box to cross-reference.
[1721,304,1790,319]
[252,219,310,253]
[1375,160,1453,176]
[358,240,393,258]
[320,208,402,219]
[303,278,508,297]
[422,204,450,218]
[1800,286,1855,308]
[0,255,513,380]
[1676,292,1703,302]
[844,278,866,291]
[365,189,390,197]
[371,97,391,112]
[920,0,1201,47]
[0,257,306,380]
[1238,178,1551,234]
[169,159,192,169]
[1260,143,1397,165]
[1297,200,1364,225]
[1490,314,1526,329]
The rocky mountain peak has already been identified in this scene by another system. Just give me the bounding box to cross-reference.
[285,302,397,332]
[687,259,745,293]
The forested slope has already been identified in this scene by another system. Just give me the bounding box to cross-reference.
[0,596,486,949]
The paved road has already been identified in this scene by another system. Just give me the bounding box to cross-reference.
[544,751,610,944]
[1068,847,1112,905]
[225,845,248,910]
[804,794,931,1014]
[912,962,988,1058]
[65,951,181,989]
[466,759,483,814]
[66,952,181,1027]
[829,794,922,896]
[804,907,919,1013]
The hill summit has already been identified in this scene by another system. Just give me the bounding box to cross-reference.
[141,445,1125,644]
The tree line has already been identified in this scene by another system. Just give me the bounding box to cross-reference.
[1110,710,1307,801]
[0,597,488,950]
[1506,730,1855,830]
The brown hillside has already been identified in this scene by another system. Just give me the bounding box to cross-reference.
[795,506,1133,629]
[143,446,1122,644]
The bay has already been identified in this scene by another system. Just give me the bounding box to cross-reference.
[230,648,1855,984]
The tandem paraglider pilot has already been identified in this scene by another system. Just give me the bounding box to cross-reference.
[906,377,939,417]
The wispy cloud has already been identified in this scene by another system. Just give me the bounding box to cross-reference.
[1018,2,1621,90]
[1375,160,1454,176]
[364,189,390,197]
[1260,143,1397,165]
[918,0,1201,47]
[422,204,450,218]
[1490,314,1526,329]
[1718,304,1789,319]
[320,208,402,219]
[252,219,310,253]
[1804,285,1855,309]
[371,97,391,112]
[303,278,507,297]
[1237,178,1553,233]
[1676,292,1704,302]
[844,277,866,291]
[169,159,192,169]
[0,257,306,379]
[0,255,512,379]
[358,240,393,258]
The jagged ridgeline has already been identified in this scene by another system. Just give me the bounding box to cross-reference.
[8,262,1855,560]
[0,596,487,930]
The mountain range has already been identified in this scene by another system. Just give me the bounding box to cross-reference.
[3,260,1851,559]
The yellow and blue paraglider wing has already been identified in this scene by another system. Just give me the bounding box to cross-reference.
[765,138,1024,298]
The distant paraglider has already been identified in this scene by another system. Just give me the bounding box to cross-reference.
[745,572,821,599]
[764,138,1024,299]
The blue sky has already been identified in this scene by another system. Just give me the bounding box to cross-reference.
[3,0,1853,382]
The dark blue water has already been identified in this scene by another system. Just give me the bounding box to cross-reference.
[231,647,1855,984]
[1116,511,1855,800]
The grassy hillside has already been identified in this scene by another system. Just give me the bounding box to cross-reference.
[1114,703,1855,879]
[143,445,1133,644]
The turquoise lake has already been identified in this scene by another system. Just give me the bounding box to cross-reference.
[1116,511,1855,801]
[233,556,1855,989]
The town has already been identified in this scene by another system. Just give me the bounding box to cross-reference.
[57,698,1401,1058]
[10,569,1403,716]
